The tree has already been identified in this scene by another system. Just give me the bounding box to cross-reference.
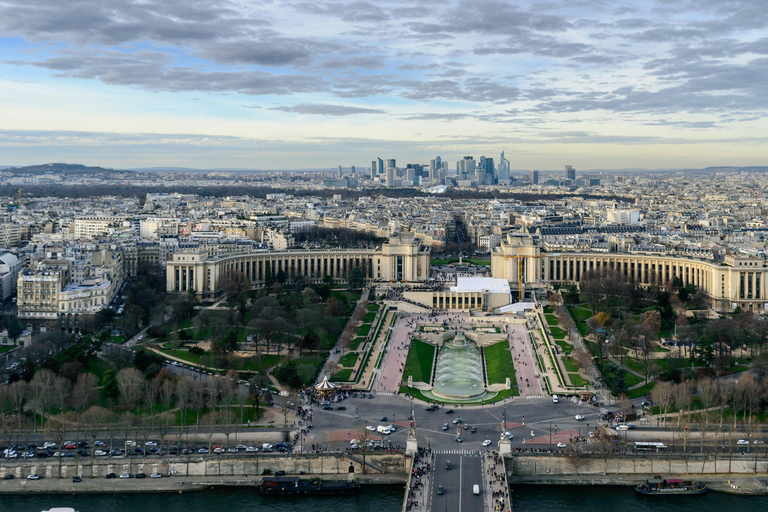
[347,267,365,290]
[642,310,662,335]
[650,381,675,426]
[30,369,55,430]
[599,363,627,397]
[116,367,145,416]
[101,364,120,401]
[264,261,273,288]
[219,268,250,299]
[7,316,22,343]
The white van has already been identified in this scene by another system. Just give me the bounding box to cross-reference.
[376,425,391,435]
[552,395,559,403]
[473,484,480,495]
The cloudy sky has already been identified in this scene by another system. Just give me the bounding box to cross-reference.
[0,0,766,170]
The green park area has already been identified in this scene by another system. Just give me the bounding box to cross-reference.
[484,341,516,385]
[402,339,436,384]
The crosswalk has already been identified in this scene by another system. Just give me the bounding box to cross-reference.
[432,449,482,455]
[524,394,544,399]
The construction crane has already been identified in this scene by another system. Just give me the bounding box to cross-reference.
[504,253,558,302]
[17,188,23,208]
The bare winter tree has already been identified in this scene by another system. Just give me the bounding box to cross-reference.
[30,369,55,430]
[116,367,145,417]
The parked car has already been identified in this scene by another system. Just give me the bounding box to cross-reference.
[274,471,286,476]
[3,474,14,480]
[150,473,163,478]
[119,473,131,479]
[737,439,750,445]
[135,473,146,479]
[27,474,41,480]
[72,476,82,482]
[557,443,567,448]
[105,473,117,479]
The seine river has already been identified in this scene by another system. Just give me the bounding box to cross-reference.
[3,484,768,512]
[513,485,768,512]
[0,486,403,512]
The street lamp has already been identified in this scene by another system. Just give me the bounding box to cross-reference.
[549,420,552,449]
[355,407,358,418]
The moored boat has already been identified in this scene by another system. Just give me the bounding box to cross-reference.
[635,477,707,495]
[260,476,359,495]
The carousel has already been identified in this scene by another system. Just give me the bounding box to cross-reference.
[314,375,337,399]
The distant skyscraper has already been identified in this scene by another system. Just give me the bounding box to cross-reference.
[479,156,494,184]
[565,165,575,180]
[386,158,396,169]
[498,152,510,182]
[429,156,442,181]
[386,167,396,187]
[337,165,342,176]
[529,169,539,185]
[372,157,384,179]
[350,165,356,174]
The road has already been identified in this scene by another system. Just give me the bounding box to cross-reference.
[430,453,484,512]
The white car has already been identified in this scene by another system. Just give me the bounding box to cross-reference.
[502,432,513,439]
[482,440,492,447]
[365,425,375,432]
[94,450,108,456]
[119,473,131,479]
[552,395,559,403]
[27,474,40,480]
[575,415,584,421]
[145,441,157,446]
[245,446,257,452]
[737,439,749,445]
[557,442,567,448]
[615,425,629,431]
[754,440,765,445]
[150,473,162,478]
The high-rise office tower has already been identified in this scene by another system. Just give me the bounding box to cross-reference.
[386,158,396,169]
[498,151,510,182]
[350,166,355,175]
[371,158,384,179]
[479,156,495,184]
[386,167,396,187]
[529,169,539,185]
[429,156,442,181]
[565,165,575,180]
[337,165,343,176]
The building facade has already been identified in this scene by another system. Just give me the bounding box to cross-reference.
[491,232,768,312]
[167,232,431,298]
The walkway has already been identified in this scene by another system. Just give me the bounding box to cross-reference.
[507,323,543,397]
[377,313,417,393]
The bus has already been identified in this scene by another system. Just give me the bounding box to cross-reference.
[634,442,667,452]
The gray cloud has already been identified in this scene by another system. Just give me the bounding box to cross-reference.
[268,103,386,115]
[399,113,473,121]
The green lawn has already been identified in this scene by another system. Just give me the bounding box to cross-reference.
[625,372,644,387]
[484,341,516,385]
[350,337,365,350]
[363,312,377,323]
[159,348,206,365]
[0,346,15,354]
[293,357,324,387]
[626,382,656,399]
[545,314,558,326]
[465,258,491,266]
[402,340,436,384]
[654,346,670,353]
[368,303,380,312]
[356,323,372,337]
[568,373,589,386]
[431,258,459,266]
[568,306,593,322]
[576,322,590,336]
[339,352,359,368]
[543,306,554,314]
[554,339,574,355]
[550,326,567,338]
[331,369,353,382]
[562,357,580,373]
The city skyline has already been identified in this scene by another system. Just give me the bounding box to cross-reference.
[1,0,766,169]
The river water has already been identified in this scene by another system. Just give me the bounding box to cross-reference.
[0,485,403,512]
[3,484,768,512]
[512,484,768,512]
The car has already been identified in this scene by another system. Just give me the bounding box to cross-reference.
[557,443,567,448]
[455,436,463,443]
[236,444,247,450]
[437,485,445,495]
[737,439,750,445]
[150,473,163,478]
[72,476,82,482]
[502,432,513,439]
[27,474,41,480]
[615,425,629,431]
[470,427,476,433]
[119,473,131,479]
[135,473,146,479]
[274,471,286,476]
[452,418,462,424]
[337,406,346,410]
[442,423,449,430]
[575,415,585,421]
[358,394,366,399]
[64,443,77,450]
[482,440,492,447]
[112,449,123,456]
[94,450,108,456]
[445,461,452,470]
[626,423,636,430]
[105,473,117,479]
[367,394,373,399]
[198,448,209,453]
[445,409,454,414]
[145,441,157,446]
[425,405,438,411]
[351,392,358,398]
[754,440,765,445]
[3,475,13,480]
[380,416,388,422]
[552,395,559,403]
[228,446,238,453]
[245,446,257,452]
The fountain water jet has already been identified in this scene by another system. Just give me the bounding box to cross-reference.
[432,332,486,400]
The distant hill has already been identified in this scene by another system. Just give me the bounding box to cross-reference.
[6,163,121,175]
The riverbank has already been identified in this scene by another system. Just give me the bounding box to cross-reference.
[508,474,768,495]
[0,473,407,495]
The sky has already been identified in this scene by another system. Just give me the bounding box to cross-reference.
[0,0,767,170]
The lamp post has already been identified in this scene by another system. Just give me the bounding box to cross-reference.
[355,407,358,418]
[549,420,552,449]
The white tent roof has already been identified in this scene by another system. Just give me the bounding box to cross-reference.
[450,277,510,294]
[315,375,336,391]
